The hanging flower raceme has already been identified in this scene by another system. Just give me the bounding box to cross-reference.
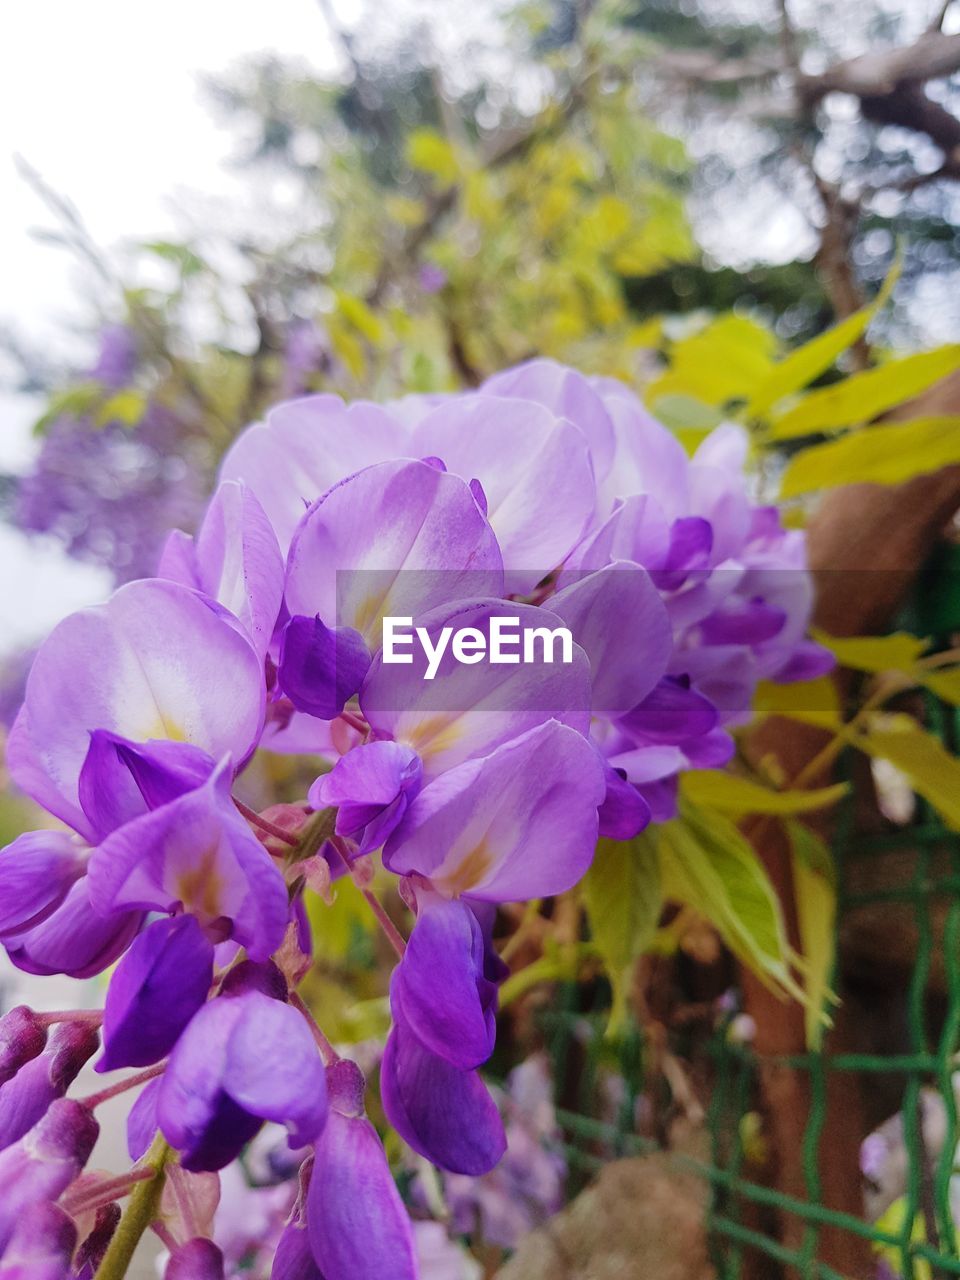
[0,358,829,1276]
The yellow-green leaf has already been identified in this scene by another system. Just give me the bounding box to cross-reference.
[814,630,928,675]
[405,128,459,184]
[583,834,662,1035]
[659,801,797,996]
[771,346,960,438]
[753,676,841,729]
[744,256,901,419]
[780,417,960,497]
[853,716,960,831]
[787,821,836,1049]
[681,771,848,816]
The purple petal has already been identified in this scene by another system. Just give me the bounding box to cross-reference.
[361,599,593,779]
[565,494,671,574]
[412,394,596,593]
[284,458,504,647]
[221,395,408,552]
[0,1008,47,1088]
[649,517,713,591]
[595,387,690,515]
[618,677,718,745]
[0,831,84,937]
[4,878,142,980]
[98,915,214,1072]
[306,1109,417,1280]
[549,563,672,715]
[699,597,787,646]
[127,1076,162,1161]
[88,759,289,962]
[0,1202,77,1280]
[273,1218,322,1280]
[78,732,215,841]
[0,1022,99,1151]
[598,765,651,840]
[391,894,496,1070]
[278,615,371,720]
[0,1099,99,1253]
[165,1239,225,1280]
[483,358,615,483]
[384,721,604,902]
[310,741,422,850]
[7,579,265,841]
[770,640,836,683]
[381,1021,506,1175]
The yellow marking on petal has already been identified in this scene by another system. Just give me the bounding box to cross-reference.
[176,845,223,921]
[402,715,464,761]
[146,716,187,743]
[436,841,493,897]
[354,593,386,640]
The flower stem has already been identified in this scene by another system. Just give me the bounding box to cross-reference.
[93,1132,171,1280]
[38,1009,104,1028]
[81,1062,165,1110]
[331,840,406,959]
[63,1167,155,1216]
[233,798,300,847]
[289,990,340,1066]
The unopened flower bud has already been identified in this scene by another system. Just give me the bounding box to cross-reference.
[0,1201,78,1280]
[0,1099,99,1252]
[72,1202,121,1280]
[0,1007,47,1087]
[0,1020,99,1151]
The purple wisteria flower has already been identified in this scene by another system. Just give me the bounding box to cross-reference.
[0,355,830,1277]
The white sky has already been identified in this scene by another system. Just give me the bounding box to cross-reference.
[0,0,355,652]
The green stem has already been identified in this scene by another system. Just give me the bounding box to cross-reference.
[94,1133,172,1280]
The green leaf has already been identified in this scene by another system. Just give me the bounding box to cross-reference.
[659,801,797,996]
[681,771,848,816]
[744,256,901,419]
[753,676,841,730]
[405,129,459,184]
[583,834,662,1035]
[94,389,147,429]
[771,346,960,438]
[853,716,960,831]
[787,822,836,1050]
[780,417,960,497]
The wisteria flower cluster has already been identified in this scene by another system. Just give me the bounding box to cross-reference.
[0,359,829,1277]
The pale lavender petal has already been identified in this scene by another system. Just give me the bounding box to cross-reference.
[221,395,409,552]
[412,394,596,592]
[361,599,592,778]
[127,1076,162,1160]
[311,741,422,848]
[549,563,672,715]
[285,459,504,647]
[8,580,264,840]
[0,1201,77,1280]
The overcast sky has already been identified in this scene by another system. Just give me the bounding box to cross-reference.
[0,1,358,650]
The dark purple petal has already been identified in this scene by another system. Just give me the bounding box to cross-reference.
[78,731,215,841]
[98,916,214,1072]
[618,676,719,745]
[649,517,713,591]
[391,894,496,1071]
[273,1217,322,1280]
[381,1020,506,1175]
[699,597,787,646]
[598,764,651,840]
[307,1110,417,1280]
[279,615,371,721]
[0,831,84,937]
[770,640,836,683]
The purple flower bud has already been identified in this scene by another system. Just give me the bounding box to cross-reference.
[0,831,84,937]
[98,915,214,1072]
[0,1007,47,1087]
[278,615,371,721]
[73,1203,121,1280]
[0,1020,99,1151]
[0,1201,77,1280]
[273,1216,321,1280]
[0,1099,99,1252]
[165,1239,225,1280]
